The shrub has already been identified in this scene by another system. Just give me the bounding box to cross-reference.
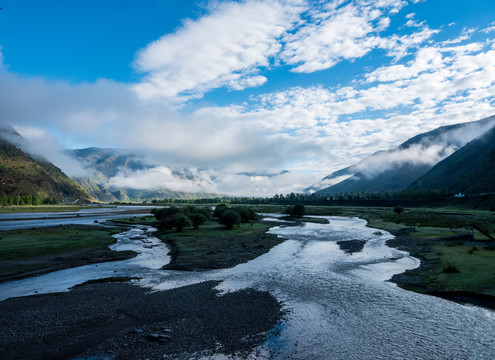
[285,204,306,217]
[292,204,306,218]
[214,203,229,217]
[153,206,182,221]
[187,206,212,221]
[236,206,258,223]
[188,212,208,230]
[442,261,460,273]
[219,209,241,230]
[162,214,192,232]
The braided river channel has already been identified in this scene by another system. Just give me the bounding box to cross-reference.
[1,210,495,359]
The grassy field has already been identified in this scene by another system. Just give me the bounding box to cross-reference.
[0,205,84,213]
[0,225,136,281]
[155,221,283,271]
[109,215,158,226]
[0,225,121,260]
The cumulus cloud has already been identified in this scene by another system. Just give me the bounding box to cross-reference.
[280,0,413,72]
[132,0,433,102]
[133,0,304,102]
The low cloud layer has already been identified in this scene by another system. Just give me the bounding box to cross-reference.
[106,166,313,197]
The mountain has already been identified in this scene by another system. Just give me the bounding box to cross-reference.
[312,115,495,195]
[408,123,495,194]
[304,164,357,194]
[68,147,218,202]
[0,128,90,202]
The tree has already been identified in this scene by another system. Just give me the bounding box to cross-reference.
[219,209,241,230]
[286,204,306,217]
[393,205,405,215]
[152,206,182,221]
[236,206,258,223]
[292,204,306,218]
[214,203,228,217]
[32,195,42,205]
[188,212,208,230]
[162,214,192,232]
[184,205,211,220]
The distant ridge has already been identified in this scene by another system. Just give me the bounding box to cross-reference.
[311,115,495,195]
[409,122,495,194]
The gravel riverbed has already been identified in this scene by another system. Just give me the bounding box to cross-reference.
[0,280,283,360]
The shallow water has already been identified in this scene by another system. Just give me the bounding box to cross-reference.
[0,205,156,230]
[1,215,494,359]
[0,225,170,300]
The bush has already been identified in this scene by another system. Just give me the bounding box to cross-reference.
[442,261,460,273]
[292,204,306,217]
[219,209,241,230]
[188,212,208,230]
[161,214,192,232]
[185,206,211,220]
[286,204,306,217]
[236,206,258,223]
[214,203,228,217]
[153,206,182,221]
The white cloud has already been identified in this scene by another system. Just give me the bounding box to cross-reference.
[133,0,304,102]
[106,166,315,197]
[2,11,495,196]
[107,166,216,193]
[133,0,428,101]
[278,0,431,73]
[481,22,495,34]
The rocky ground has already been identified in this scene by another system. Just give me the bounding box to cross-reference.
[0,280,284,360]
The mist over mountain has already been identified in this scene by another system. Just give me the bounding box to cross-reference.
[0,127,90,202]
[311,115,495,195]
[68,147,218,202]
[409,123,495,194]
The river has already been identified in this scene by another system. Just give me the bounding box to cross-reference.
[1,212,494,359]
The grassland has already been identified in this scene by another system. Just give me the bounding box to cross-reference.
[154,221,283,271]
[0,205,84,213]
[0,225,136,281]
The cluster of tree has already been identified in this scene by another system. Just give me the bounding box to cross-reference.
[148,188,456,207]
[151,205,211,232]
[0,194,57,206]
[214,204,259,230]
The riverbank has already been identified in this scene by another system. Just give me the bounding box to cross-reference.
[0,280,283,360]
[0,225,137,282]
[156,221,284,271]
[386,232,495,310]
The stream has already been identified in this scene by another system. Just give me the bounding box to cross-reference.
[1,214,494,359]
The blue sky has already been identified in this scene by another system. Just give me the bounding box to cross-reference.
[1,0,495,195]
